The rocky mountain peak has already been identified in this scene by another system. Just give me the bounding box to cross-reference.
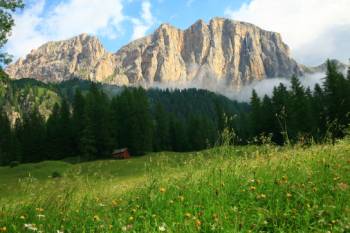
[5,18,304,91]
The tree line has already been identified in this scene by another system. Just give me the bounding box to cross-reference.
[248,60,350,145]
[1,60,350,165]
[0,83,239,164]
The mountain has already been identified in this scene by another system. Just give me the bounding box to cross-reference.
[0,71,61,124]
[5,18,303,90]
[301,59,348,74]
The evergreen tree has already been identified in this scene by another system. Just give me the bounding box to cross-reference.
[85,83,112,158]
[169,115,188,151]
[0,111,12,164]
[72,89,86,155]
[58,99,73,158]
[271,83,290,144]
[46,103,61,159]
[154,102,170,151]
[323,60,348,142]
[260,95,274,139]
[289,76,312,141]
[250,90,262,139]
[17,109,46,162]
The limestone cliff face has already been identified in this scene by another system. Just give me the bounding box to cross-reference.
[5,33,116,83]
[6,18,303,90]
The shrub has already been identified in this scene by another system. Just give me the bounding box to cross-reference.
[9,161,20,168]
[51,171,62,178]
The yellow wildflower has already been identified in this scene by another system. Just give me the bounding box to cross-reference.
[35,208,44,213]
[249,186,256,191]
[93,215,100,222]
[112,200,118,207]
[159,187,166,193]
[195,219,201,227]
[0,226,6,232]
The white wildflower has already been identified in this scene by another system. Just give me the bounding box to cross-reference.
[37,214,45,219]
[159,223,167,232]
[24,224,38,231]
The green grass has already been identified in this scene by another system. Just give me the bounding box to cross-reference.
[0,141,349,232]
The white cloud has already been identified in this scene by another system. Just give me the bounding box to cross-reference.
[131,0,156,40]
[45,0,124,40]
[5,0,125,59]
[225,0,350,66]
[4,0,47,58]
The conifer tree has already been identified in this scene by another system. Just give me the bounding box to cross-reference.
[0,111,12,164]
[46,103,61,159]
[154,102,170,151]
[323,60,348,142]
[72,89,86,155]
[250,90,261,139]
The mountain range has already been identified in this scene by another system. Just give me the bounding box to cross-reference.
[5,17,317,93]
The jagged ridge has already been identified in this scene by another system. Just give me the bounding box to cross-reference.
[6,18,303,90]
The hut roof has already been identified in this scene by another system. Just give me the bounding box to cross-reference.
[112,148,128,154]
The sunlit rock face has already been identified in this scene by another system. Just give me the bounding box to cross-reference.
[6,18,303,90]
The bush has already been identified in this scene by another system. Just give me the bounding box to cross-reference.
[9,161,20,168]
[51,171,62,178]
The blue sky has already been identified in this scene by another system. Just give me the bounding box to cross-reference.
[102,0,246,52]
[4,0,350,66]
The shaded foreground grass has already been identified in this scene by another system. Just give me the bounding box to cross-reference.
[0,141,350,232]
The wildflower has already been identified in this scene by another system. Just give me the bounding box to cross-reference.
[185,213,192,218]
[169,200,174,204]
[20,215,26,220]
[159,187,166,193]
[35,208,44,213]
[195,219,202,228]
[57,230,64,233]
[0,227,6,232]
[212,213,219,222]
[128,216,134,222]
[338,182,349,191]
[158,223,167,232]
[93,215,100,222]
[257,194,267,200]
[37,214,45,219]
[24,224,38,231]
[112,200,118,206]
[249,186,256,191]
[286,193,292,198]
[121,224,133,232]
[178,195,184,202]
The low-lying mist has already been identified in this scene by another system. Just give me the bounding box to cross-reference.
[141,72,326,103]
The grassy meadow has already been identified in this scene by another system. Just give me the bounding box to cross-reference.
[0,140,350,232]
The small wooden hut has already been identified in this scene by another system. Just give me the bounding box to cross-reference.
[111,148,130,159]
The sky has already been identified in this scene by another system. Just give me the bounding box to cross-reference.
[3,0,350,66]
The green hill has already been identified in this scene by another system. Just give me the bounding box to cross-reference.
[0,140,349,232]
